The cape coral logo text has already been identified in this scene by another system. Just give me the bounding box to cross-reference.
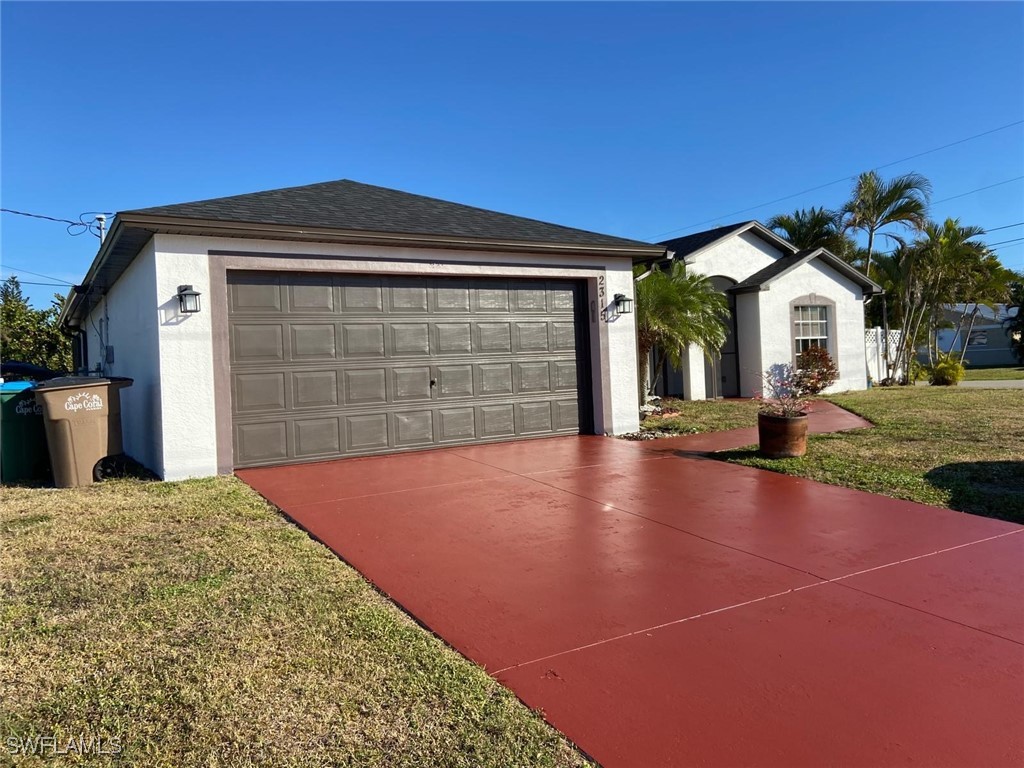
[15,400,43,416]
[64,391,104,413]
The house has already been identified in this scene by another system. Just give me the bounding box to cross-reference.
[648,221,881,399]
[59,180,664,480]
[926,303,1020,367]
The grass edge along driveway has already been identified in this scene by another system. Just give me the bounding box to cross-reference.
[0,477,591,768]
[725,388,1024,524]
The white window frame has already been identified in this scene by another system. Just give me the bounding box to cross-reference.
[793,305,829,356]
[789,296,837,370]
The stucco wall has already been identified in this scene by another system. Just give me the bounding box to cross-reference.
[666,232,869,399]
[152,240,218,480]
[687,230,781,282]
[734,291,763,396]
[141,233,640,479]
[756,259,868,393]
[674,231,784,399]
[81,239,163,473]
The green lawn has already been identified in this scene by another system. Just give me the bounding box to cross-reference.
[721,388,1024,524]
[641,397,759,435]
[0,478,588,767]
[963,365,1024,381]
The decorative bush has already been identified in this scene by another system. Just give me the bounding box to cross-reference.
[928,353,966,386]
[756,364,810,417]
[794,347,839,395]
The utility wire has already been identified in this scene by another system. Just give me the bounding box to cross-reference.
[2,207,116,239]
[1,208,82,226]
[4,279,70,287]
[874,226,1024,257]
[984,222,1024,233]
[646,119,1024,240]
[986,236,1024,248]
[931,176,1024,205]
[0,265,74,284]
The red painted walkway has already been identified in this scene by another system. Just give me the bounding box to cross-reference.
[238,432,1023,767]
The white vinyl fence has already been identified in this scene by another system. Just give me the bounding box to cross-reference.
[865,328,904,383]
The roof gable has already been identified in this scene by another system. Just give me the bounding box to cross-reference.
[659,221,796,262]
[732,247,882,296]
[125,179,656,250]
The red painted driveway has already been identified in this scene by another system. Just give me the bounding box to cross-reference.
[237,436,1024,767]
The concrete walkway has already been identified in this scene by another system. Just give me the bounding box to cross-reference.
[959,379,1024,389]
[238,425,1024,767]
[639,399,872,455]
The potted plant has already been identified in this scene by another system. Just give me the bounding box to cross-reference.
[755,364,810,458]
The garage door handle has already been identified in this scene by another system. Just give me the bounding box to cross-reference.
[430,379,437,387]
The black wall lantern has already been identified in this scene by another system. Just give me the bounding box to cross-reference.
[613,293,633,315]
[176,285,202,314]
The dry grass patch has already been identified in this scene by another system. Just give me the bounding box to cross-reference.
[0,477,589,767]
[722,388,1024,523]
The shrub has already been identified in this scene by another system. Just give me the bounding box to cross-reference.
[908,358,928,383]
[928,353,966,386]
[794,347,839,395]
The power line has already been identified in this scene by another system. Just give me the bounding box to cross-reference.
[646,118,1024,240]
[1,208,81,226]
[1,207,116,239]
[987,236,1024,248]
[932,176,1024,205]
[0,265,74,285]
[874,224,1024,257]
[2,279,70,287]
[984,222,1024,233]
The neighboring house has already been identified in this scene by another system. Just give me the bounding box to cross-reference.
[647,221,881,399]
[925,303,1020,367]
[60,180,663,480]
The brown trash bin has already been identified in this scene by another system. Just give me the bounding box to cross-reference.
[33,376,134,488]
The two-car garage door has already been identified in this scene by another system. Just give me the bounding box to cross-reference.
[227,272,590,468]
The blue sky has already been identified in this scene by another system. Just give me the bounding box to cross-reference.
[3,1,1023,306]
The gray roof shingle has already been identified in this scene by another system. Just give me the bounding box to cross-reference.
[732,249,819,291]
[125,179,657,250]
[732,248,881,295]
[659,222,753,257]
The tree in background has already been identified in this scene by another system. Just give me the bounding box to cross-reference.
[842,170,932,279]
[766,207,858,262]
[882,219,990,378]
[943,250,1015,365]
[1005,280,1024,364]
[634,261,729,402]
[0,276,72,373]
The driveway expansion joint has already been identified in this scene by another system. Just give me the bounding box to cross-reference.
[493,527,1024,675]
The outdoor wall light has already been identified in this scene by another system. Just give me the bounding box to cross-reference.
[613,293,633,315]
[176,285,202,314]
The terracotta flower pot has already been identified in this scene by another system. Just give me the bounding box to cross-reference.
[757,412,808,458]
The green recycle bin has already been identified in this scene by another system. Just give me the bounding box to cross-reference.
[1,381,51,484]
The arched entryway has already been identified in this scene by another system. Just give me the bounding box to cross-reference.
[703,276,740,398]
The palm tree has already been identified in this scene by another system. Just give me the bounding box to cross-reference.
[842,171,932,279]
[885,218,988,376]
[766,207,856,260]
[634,261,729,402]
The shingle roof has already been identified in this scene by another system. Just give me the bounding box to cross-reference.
[732,248,881,295]
[732,249,818,291]
[659,222,753,257]
[125,179,656,249]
